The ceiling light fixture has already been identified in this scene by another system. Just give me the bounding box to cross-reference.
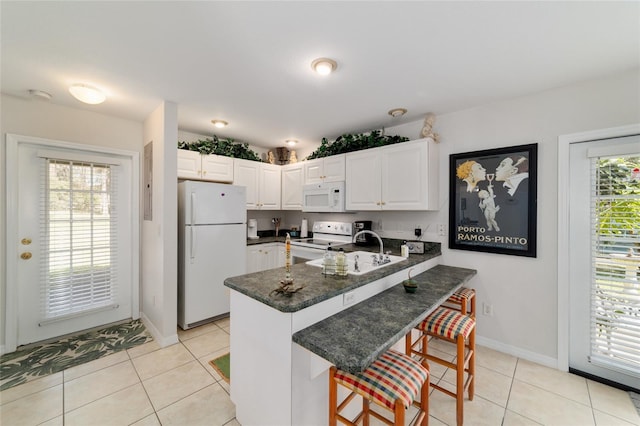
[285,139,298,147]
[211,120,228,128]
[388,108,408,118]
[311,58,337,76]
[28,89,52,101]
[68,84,106,104]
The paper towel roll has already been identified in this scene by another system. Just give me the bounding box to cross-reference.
[301,219,308,238]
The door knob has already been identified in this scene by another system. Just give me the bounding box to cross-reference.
[21,238,32,245]
[21,252,32,260]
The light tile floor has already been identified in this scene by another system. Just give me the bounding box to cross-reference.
[1,317,638,426]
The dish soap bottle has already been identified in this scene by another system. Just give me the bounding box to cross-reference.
[323,247,336,276]
[401,241,409,258]
[336,248,348,277]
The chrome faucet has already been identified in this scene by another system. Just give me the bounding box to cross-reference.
[352,230,387,264]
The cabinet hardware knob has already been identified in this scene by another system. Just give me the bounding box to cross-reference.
[21,252,32,260]
[21,238,32,245]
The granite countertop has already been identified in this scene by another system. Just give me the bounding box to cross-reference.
[225,243,441,313]
[292,264,477,373]
[246,236,288,245]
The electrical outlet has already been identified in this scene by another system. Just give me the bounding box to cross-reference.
[343,291,357,306]
[482,303,494,316]
[438,223,446,236]
[414,227,422,238]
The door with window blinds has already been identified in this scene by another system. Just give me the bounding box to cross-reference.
[569,135,640,390]
[14,141,133,346]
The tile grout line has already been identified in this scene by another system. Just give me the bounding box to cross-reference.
[127,348,161,425]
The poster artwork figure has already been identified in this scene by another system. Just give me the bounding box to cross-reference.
[456,160,486,192]
[495,156,528,196]
[477,176,500,231]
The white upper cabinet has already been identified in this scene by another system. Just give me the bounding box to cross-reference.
[234,159,281,210]
[346,138,439,211]
[177,150,234,183]
[303,154,345,184]
[259,163,282,210]
[281,162,304,210]
[201,154,234,182]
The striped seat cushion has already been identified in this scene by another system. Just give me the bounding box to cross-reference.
[333,349,428,410]
[418,307,475,339]
[447,287,475,304]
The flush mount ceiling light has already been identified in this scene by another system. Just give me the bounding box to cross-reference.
[388,108,408,118]
[68,84,106,104]
[285,139,298,147]
[311,58,337,76]
[211,120,229,128]
[28,89,52,101]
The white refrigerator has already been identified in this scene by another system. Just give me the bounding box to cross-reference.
[178,180,247,329]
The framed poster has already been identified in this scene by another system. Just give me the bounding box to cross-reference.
[449,143,537,257]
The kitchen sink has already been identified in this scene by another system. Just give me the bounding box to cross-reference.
[306,251,407,276]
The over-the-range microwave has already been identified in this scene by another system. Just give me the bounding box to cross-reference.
[302,181,347,213]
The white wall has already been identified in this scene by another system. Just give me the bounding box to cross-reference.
[0,94,143,350]
[141,102,179,346]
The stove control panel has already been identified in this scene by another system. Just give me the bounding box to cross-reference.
[312,221,353,236]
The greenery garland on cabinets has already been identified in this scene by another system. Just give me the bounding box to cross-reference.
[306,130,409,160]
[177,136,261,162]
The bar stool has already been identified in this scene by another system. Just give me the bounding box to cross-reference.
[405,307,475,426]
[329,349,430,426]
[442,287,476,317]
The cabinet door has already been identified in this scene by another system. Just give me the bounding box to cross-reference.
[322,154,346,182]
[246,246,262,274]
[259,163,282,210]
[276,243,286,268]
[281,164,303,210]
[381,141,428,210]
[303,158,323,184]
[177,150,201,180]
[346,150,381,210]
[201,154,234,183]
[234,159,260,209]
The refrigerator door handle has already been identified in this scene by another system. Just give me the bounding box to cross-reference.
[190,226,196,263]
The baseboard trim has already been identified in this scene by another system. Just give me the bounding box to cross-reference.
[140,312,179,348]
[476,335,559,370]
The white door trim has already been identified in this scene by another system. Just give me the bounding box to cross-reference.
[557,123,640,371]
[4,133,140,353]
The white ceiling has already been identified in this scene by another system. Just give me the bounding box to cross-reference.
[2,1,639,153]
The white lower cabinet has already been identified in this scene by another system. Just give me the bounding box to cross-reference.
[177,150,234,182]
[346,138,439,210]
[234,159,281,210]
[246,243,285,274]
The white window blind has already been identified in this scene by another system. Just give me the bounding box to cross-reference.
[590,154,640,377]
[39,158,119,324]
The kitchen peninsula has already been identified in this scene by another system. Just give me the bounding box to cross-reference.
[224,244,476,425]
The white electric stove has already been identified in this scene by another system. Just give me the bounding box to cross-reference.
[289,221,353,263]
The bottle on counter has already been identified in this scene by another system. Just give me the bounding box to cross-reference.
[336,248,348,277]
[322,246,336,276]
[401,241,409,258]
[301,218,308,238]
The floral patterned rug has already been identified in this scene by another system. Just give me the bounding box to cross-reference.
[0,319,153,391]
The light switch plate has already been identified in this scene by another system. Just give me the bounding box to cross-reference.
[407,241,424,254]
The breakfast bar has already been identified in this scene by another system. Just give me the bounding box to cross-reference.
[225,245,476,426]
[292,264,477,374]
